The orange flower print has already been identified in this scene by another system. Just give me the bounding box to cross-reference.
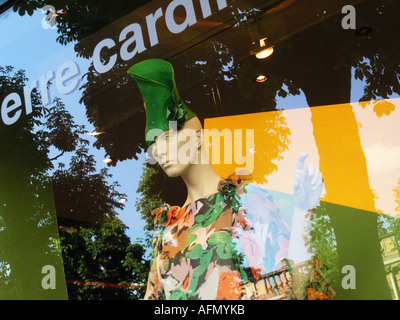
[182,275,190,290]
[217,272,242,300]
[167,206,186,226]
[307,288,330,300]
[152,205,186,226]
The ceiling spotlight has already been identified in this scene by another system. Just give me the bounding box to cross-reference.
[256,47,274,59]
[251,38,274,59]
[254,74,269,83]
[86,130,105,136]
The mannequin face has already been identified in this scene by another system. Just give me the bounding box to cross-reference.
[151,125,201,178]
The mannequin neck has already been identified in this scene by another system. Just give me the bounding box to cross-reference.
[180,160,221,207]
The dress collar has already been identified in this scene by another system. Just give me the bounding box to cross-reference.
[151,174,251,227]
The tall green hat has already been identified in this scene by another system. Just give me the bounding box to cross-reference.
[128,59,196,146]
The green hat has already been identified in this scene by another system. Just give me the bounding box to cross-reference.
[128,59,196,146]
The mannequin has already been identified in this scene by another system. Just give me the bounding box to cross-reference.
[129,59,334,300]
[151,117,221,207]
[151,116,318,261]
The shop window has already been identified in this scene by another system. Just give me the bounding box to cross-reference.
[1,0,400,301]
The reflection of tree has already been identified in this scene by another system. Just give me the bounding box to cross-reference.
[79,62,147,163]
[44,97,84,158]
[14,0,293,169]
[135,164,163,232]
[12,0,400,299]
[379,214,400,252]
[387,180,400,251]
[377,212,400,299]
[208,0,398,299]
[174,0,399,299]
[0,66,65,298]
[50,114,149,299]
[394,180,400,218]
[262,1,399,299]
[59,216,149,300]
[307,204,340,291]
[13,0,152,164]
[52,144,126,224]
[135,162,187,233]
[0,66,148,299]
[13,0,151,58]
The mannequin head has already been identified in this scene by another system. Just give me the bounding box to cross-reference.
[150,117,206,178]
[130,59,221,203]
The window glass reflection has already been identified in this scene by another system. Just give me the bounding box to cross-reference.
[0,0,399,300]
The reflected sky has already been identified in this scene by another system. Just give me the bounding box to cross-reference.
[0,7,147,241]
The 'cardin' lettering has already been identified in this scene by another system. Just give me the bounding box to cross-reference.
[92,0,228,74]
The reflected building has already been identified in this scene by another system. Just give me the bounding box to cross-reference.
[379,220,400,300]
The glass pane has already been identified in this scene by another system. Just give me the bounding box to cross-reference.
[1,0,399,300]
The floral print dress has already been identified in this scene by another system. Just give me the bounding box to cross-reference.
[144,177,333,300]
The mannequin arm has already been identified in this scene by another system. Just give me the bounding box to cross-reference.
[287,153,323,264]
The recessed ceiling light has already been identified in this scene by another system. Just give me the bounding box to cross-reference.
[254,74,269,83]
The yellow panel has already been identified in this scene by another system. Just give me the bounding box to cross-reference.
[204,99,400,216]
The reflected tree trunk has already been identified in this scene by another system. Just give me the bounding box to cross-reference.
[301,66,390,299]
